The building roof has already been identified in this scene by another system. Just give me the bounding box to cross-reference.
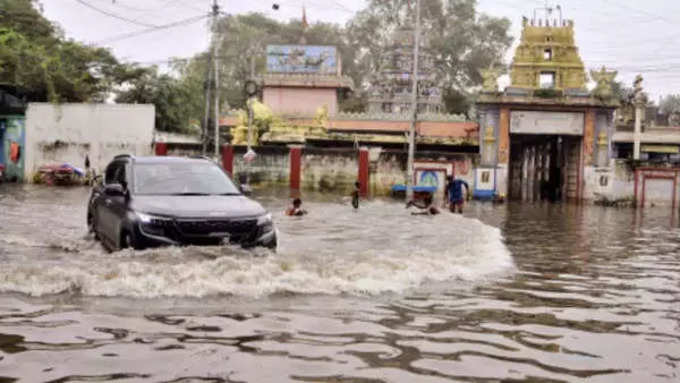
[220,115,477,141]
[613,127,680,145]
[328,119,478,139]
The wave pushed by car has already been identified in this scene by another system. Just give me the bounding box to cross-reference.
[87,155,277,252]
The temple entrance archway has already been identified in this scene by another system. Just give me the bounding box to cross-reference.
[509,134,582,202]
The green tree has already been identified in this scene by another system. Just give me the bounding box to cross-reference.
[347,0,512,114]
[115,66,199,133]
[0,0,127,102]
[659,94,680,115]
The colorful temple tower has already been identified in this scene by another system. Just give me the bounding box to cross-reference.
[367,27,443,115]
[510,18,586,91]
[475,7,619,202]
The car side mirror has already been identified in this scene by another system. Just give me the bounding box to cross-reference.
[104,183,125,197]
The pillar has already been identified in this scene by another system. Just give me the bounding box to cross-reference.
[528,146,535,201]
[289,145,302,191]
[634,103,643,160]
[496,107,511,198]
[597,131,609,167]
[358,147,369,197]
[221,145,233,176]
[155,142,167,156]
[583,108,596,166]
[498,107,510,164]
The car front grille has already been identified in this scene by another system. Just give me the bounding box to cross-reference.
[174,219,259,243]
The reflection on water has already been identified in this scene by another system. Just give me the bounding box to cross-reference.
[0,184,678,382]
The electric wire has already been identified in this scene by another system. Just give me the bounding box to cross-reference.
[74,0,159,28]
[95,14,209,44]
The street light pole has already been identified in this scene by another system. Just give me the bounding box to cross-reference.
[406,0,421,202]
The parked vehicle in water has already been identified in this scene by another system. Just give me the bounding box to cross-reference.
[87,155,277,252]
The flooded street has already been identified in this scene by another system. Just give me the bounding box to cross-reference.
[0,184,678,382]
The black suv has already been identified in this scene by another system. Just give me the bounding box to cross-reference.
[87,155,277,251]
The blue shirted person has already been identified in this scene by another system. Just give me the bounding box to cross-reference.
[447,176,470,213]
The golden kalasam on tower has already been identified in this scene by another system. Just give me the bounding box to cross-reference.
[510,17,586,90]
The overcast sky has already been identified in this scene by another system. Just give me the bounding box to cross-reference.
[40,0,680,100]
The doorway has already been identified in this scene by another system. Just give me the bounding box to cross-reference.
[509,134,582,202]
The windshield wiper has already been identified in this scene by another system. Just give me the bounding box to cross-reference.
[214,192,241,196]
[170,192,211,196]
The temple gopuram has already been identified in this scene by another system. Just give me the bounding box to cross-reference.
[475,10,619,202]
[367,27,443,115]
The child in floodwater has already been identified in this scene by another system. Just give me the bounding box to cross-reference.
[351,181,360,209]
[285,198,307,216]
[406,193,440,215]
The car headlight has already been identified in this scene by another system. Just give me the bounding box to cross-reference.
[137,212,172,236]
[257,213,274,233]
[137,212,166,224]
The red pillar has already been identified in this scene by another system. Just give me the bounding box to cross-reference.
[634,169,639,208]
[289,145,302,191]
[155,142,168,156]
[358,147,369,197]
[221,145,233,176]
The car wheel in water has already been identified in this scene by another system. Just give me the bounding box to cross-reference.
[120,231,141,251]
[87,213,99,240]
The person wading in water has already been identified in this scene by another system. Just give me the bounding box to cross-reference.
[447,176,470,214]
[351,181,360,210]
[285,198,307,216]
[406,193,440,215]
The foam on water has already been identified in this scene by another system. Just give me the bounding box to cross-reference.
[0,201,514,298]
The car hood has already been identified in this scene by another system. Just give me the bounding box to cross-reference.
[130,195,267,219]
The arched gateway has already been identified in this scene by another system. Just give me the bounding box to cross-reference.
[476,13,619,202]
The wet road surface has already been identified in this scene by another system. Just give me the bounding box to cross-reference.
[0,184,678,382]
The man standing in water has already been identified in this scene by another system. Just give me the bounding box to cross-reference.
[447,176,470,214]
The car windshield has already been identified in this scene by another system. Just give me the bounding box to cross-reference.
[133,162,241,195]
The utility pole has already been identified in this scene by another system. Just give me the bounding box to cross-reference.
[247,56,255,152]
[406,0,421,202]
[202,58,212,156]
[203,0,220,157]
[212,0,221,160]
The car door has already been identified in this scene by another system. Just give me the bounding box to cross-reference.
[96,161,124,245]
[108,162,130,248]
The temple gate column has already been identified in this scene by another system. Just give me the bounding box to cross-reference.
[221,145,233,176]
[289,145,303,192]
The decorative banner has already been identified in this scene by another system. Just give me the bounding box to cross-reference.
[266,45,338,74]
[510,111,584,135]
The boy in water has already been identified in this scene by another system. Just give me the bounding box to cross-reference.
[406,193,440,215]
[285,198,307,216]
[351,181,360,209]
[447,176,470,214]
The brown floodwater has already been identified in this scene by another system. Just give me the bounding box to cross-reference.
[0,184,678,382]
